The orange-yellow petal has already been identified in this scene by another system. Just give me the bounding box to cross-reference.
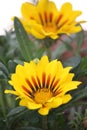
[38,106,49,115]
[20,99,42,109]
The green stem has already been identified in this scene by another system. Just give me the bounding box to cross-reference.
[42,116,48,130]
[45,47,51,59]
[42,38,54,59]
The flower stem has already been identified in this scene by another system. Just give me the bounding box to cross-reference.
[42,115,48,130]
[45,47,51,59]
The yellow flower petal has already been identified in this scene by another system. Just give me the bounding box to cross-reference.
[37,0,58,23]
[31,28,45,39]
[38,107,49,115]
[62,94,72,104]
[46,97,62,109]
[5,90,19,95]
[21,2,40,23]
[60,81,81,94]
[20,99,42,109]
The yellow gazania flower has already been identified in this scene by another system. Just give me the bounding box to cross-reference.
[19,0,83,39]
[5,56,81,115]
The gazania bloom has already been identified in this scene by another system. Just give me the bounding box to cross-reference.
[19,0,83,39]
[5,56,81,115]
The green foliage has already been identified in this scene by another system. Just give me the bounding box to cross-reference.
[14,17,45,61]
[14,17,34,61]
[74,56,87,78]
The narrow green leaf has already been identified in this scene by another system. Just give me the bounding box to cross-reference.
[63,56,81,68]
[35,47,45,58]
[14,17,34,61]
[18,127,42,130]
[6,107,28,129]
[0,62,9,78]
[7,106,26,117]
[75,27,84,47]
[52,42,67,59]
[71,86,87,103]
[0,83,7,117]
[74,56,87,78]
[7,60,17,73]
[79,56,87,70]
[59,37,73,51]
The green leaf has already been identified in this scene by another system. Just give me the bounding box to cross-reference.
[63,56,81,68]
[7,60,17,73]
[0,62,9,79]
[0,119,8,130]
[74,28,84,48]
[52,42,67,59]
[59,36,73,51]
[6,107,40,130]
[0,81,7,117]
[17,127,42,130]
[71,85,87,103]
[34,47,45,59]
[14,17,34,61]
[73,56,87,78]
[6,107,28,129]
[7,106,27,118]
[78,56,87,71]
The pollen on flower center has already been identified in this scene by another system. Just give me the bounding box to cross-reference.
[34,88,53,104]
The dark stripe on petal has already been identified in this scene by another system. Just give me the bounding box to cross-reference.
[58,19,68,29]
[50,76,56,90]
[26,79,36,92]
[36,76,41,88]
[46,74,51,88]
[51,79,60,91]
[31,76,39,91]
[30,16,34,20]
[42,72,46,88]
[24,92,30,97]
[39,13,44,25]
[49,13,53,22]
[22,85,32,96]
[54,89,62,96]
[56,14,63,25]
[44,12,48,24]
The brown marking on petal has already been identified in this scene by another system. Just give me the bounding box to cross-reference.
[22,85,32,96]
[54,89,62,96]
[30,16,34,20]
[25,79,35,92]
[46,74,51,88]
[52,79,60,90]
[58,19,68,29]
[49,13,53,22]
[24,92,30,97]
[39,13,44,25]
[31,76,39,91]
[42,72,46,88]
[50,76,56,90]
[56,14,63,25]
[44,12,48,23]
[36,76,41,88]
